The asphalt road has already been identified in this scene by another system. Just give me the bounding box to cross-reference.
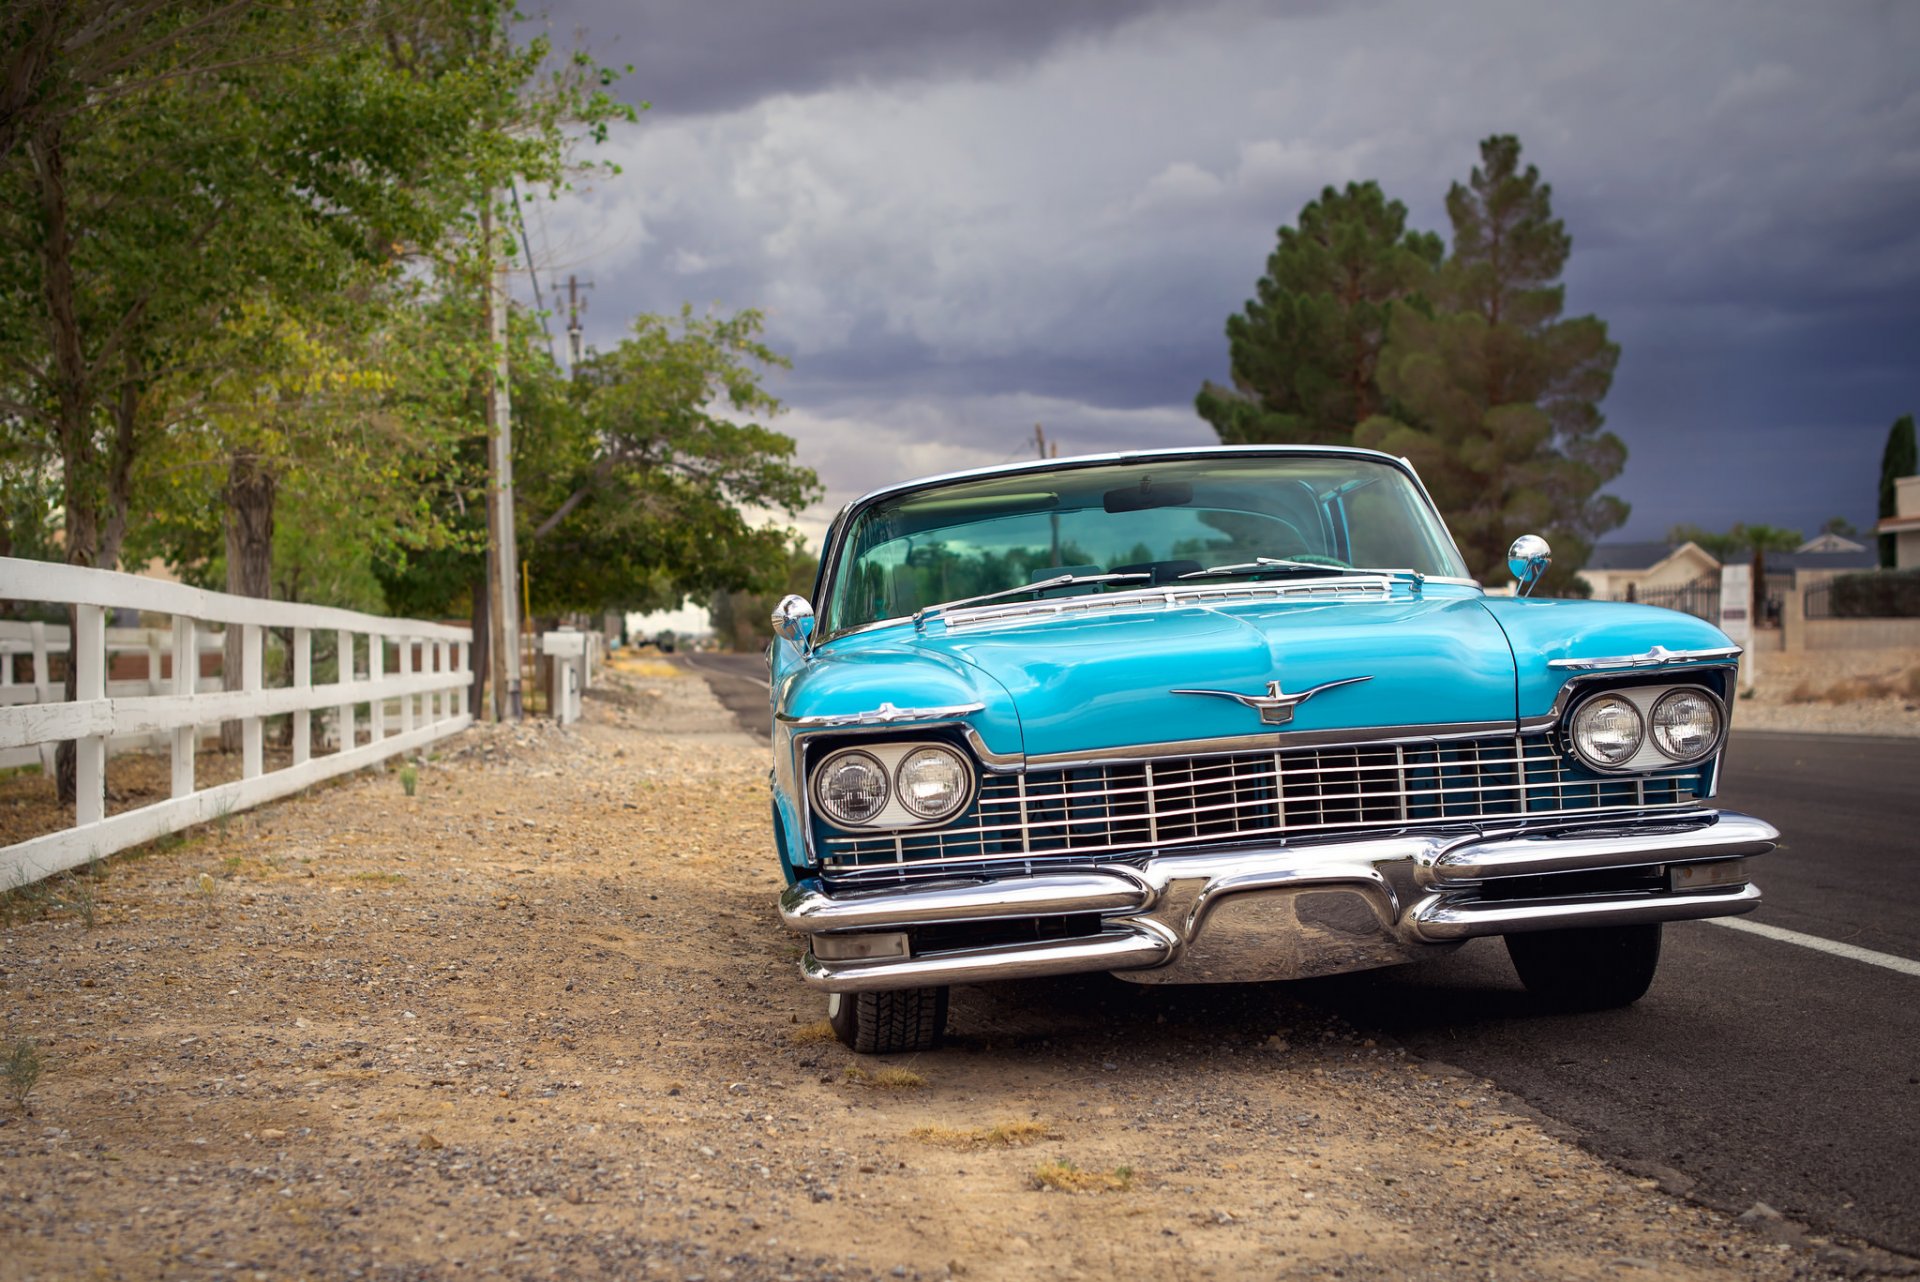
[685,652,1920,1260]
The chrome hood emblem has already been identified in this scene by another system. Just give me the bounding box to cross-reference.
[1171,676,1372,726]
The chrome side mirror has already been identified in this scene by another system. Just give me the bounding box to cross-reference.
[1507,535,1551,598]
[770,594,815,646]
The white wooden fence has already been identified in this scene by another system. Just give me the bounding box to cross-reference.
[0,557,473,888]
[1,620,228,770]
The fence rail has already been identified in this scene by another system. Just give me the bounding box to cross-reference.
[1615,578,1721,625]
[0,557,473,888]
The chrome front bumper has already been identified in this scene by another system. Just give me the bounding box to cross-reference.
[780,810,1776,992]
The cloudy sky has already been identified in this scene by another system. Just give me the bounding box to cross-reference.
[514,0,1920,556]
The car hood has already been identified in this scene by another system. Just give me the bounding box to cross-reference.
[796,588,1518,760]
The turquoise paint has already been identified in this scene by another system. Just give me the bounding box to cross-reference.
[1477,597,1738,719]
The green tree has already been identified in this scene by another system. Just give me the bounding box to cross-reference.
[1880,413,1916,567]
[378,305,820,641]
[709,541,820,652]
[1197,181,1441,446]
[1357,135,1624,593]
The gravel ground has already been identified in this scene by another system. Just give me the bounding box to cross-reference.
[1,658,1910,1281]
[1731,647,1920,737]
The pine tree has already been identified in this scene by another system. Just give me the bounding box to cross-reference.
[1197,182,1441,446]
[1880,414,1916,567]
[1357,135,1624,591]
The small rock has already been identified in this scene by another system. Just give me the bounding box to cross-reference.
[1737,1201,1783,1225]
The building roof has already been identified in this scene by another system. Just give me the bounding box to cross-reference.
[1796,532,1867,553]
[1768,548,1880,572]
[1585,541,1683,571]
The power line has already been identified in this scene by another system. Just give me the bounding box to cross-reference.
[507,179,554,361]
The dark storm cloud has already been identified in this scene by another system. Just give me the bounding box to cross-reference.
[521,0,1218,118]
[523,0,1920,544]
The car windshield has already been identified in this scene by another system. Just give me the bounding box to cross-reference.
[821,454,1470,634]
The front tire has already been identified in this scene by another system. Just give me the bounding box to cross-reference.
[1505,923,1663,1010]
[827,986,949,1054]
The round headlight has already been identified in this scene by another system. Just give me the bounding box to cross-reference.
[813,750,889,826]
[895,745,972,822]
[1570,694,1644,768]
[1650,689,1721,761]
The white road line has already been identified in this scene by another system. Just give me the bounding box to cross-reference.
[1706,917,1920,978]
[689,656,770,689]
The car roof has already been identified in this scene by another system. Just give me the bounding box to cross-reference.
[836,444,1418,518]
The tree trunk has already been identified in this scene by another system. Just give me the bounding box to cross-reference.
[35,117,92,808]
[220,449,276,752]
[468,576,490,720]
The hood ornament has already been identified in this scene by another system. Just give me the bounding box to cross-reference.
[1171,676,1372,726]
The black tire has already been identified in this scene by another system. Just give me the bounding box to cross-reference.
[827,986,949,1054]
[1504,923,1663,1010]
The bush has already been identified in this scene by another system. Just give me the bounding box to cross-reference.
[1828,569,1920,618]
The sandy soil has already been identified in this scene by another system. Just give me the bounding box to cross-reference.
[1731,647,1920,737]
[0,659,1909,1281]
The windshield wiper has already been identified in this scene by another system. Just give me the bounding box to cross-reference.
[1179,559,1425,589]
[913,571,1149,628]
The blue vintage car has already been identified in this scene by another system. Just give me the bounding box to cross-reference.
[767,446,1775,1053]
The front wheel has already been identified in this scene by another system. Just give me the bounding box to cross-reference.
[827,986,949,1054]
[1504,923,1662,1010]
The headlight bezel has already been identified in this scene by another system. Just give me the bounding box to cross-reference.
[806,737,979,830]
[1567,692,1645,770]
[893,743,974,823]
[809,747,891,827]
[1648,687,1725,764]
[1560,681,1727,774]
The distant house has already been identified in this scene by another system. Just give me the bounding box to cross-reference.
[1795,531,1868,555]
[1879,475,1920,568]
[1578,541,1720,602]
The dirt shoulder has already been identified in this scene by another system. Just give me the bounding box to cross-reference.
[0,659,1904,1281]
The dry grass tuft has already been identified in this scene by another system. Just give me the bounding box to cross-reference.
[911,1120,1057,1148]
[1784,667,1920,705]
[789,1019,838,1045]
[870,1067,926,1091]
[1033,1159,1134,1193]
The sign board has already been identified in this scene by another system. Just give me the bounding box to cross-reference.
[1718,565,1754,690]
[1718,566,1751,643]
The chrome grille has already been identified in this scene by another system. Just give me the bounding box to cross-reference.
[817,733,1708,880]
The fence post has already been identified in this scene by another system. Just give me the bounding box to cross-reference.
[434,641,449,723]
[30,620,54,775]
[74,604,106,828]
[336,629,356,753]
[398,635,414,735]
[292,627,311,766]
[241,622,263,780]
[171,616,196,798]
[369,635,386,742]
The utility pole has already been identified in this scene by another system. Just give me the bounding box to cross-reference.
[562,274,593,373]
[482,198,522,721]
[1034,423,1058,459]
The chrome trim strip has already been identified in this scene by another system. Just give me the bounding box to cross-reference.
[781,872,1151,932]
[1426,811,1777,885]
[799,924,1176,991]
[1407,881,1760,941]
[1522,662,1739,731]
[1018,720,1519,770]
[934,577,1395,631]
[1548,644,1744,671]
[779,701,985,728]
